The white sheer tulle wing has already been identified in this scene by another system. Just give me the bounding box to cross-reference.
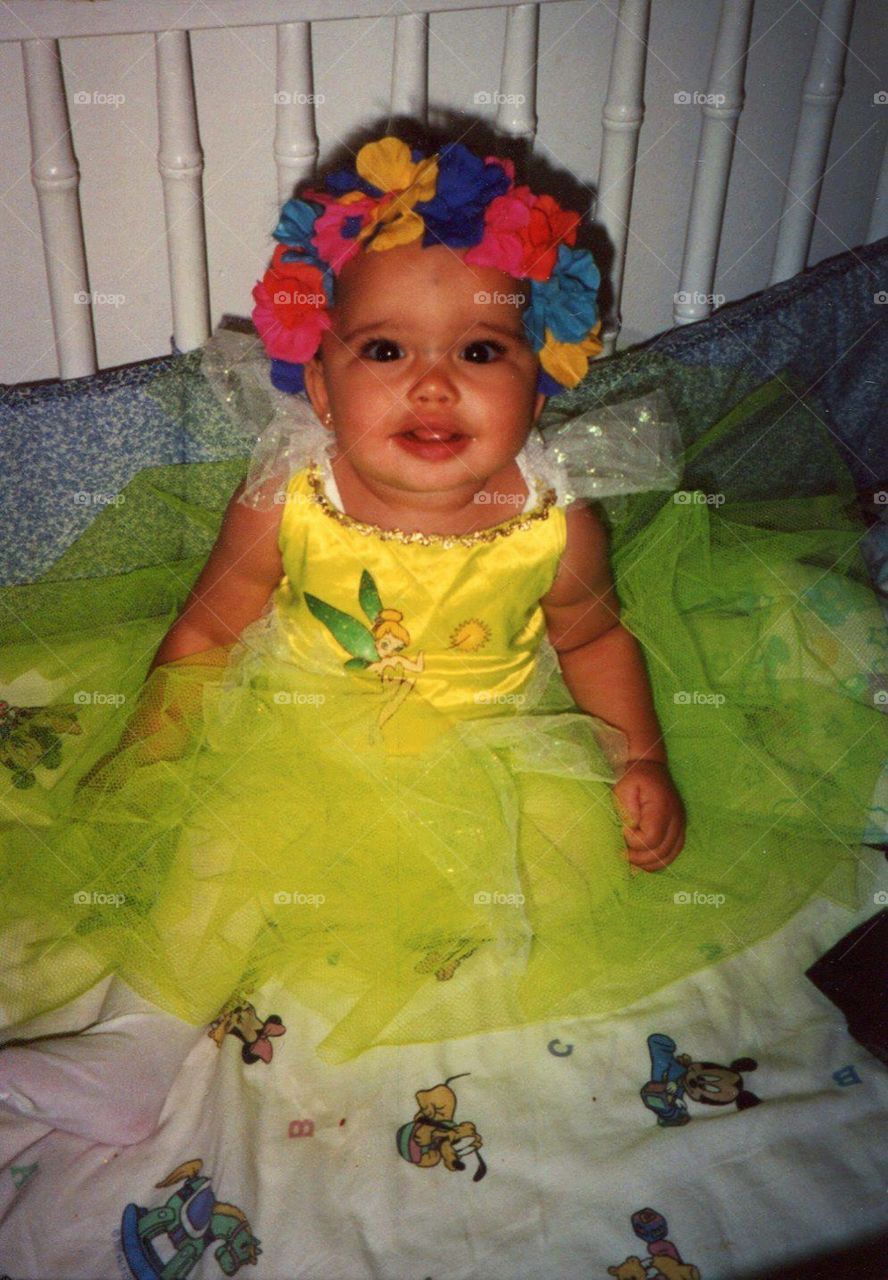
[199,327,333,510]
[539,389,684,503]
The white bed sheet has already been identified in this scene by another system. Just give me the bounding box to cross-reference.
[1,847,886,1280]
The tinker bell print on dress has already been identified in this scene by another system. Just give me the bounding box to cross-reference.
[1,125,883,1144]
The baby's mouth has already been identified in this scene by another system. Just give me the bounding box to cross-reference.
[399,425,465,442]
[394,425,471,458]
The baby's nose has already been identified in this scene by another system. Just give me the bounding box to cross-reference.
[411,361,457,401]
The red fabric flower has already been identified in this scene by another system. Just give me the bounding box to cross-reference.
[251,245,330,363]
[519,195,580,281]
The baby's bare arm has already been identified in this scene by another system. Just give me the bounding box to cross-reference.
[78,484,286,778]
[148,480,285,672]
[541,502,685,868]
[541,502,665,762]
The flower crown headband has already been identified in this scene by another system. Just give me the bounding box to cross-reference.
[252,135,603,398]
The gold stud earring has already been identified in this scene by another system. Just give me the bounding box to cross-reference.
[324,411,334,427]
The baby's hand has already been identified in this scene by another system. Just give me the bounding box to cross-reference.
[75,666,194,792]
[612,760,686,871]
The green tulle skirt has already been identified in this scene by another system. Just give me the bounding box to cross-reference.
[1,445,885,1064]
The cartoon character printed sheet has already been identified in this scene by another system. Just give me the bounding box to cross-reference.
[1,843,888,1280]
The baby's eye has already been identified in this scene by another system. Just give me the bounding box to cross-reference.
[462,340,507,363]
[360,339,403,362]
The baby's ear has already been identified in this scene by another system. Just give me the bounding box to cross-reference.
[303,357,329,425]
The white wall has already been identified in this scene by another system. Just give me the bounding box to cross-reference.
[1,0,886,384]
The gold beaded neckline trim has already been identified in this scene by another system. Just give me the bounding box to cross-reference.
[303,462,556,547]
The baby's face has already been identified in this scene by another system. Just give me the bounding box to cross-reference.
[304,243,545,500]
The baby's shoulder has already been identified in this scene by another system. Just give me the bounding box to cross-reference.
[542,499,612,607]
[561,499,610,560]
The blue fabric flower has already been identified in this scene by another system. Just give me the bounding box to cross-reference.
[416,143,510,249]
[326,168,381,198]
[273,197,323,248]
[270,359,305,394]
[524,245,600,346]
[273,198,328,271]
[536,368,565,397]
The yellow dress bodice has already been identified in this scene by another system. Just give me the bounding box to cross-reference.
[270,460,567,744]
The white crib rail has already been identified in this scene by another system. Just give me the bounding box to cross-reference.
[390,13,429,125]
[596,0,652,356]
[867,132,888,245]
[275,22,320,204]
[155,30,211,357]
[21,38,97,379]
[1,0,882,381]
[496,4,538,141]
[673,0,755,327]
[770,0,855,285]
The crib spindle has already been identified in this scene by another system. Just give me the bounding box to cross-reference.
[22,38,97,379]
[275,22,320,202]
[770,0,855,283]
[496,3,539,141]
[596,0,652,356]
[155,29,211,354]
[867,130,888,245]
[674,0,754,326]
[390,13,428,124]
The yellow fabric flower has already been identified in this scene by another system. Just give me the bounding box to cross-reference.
[538,321,604,388]
[354,137,439,253]
[356,136,438,200]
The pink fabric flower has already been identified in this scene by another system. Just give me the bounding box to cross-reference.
[463,185,535,275]
[305,188,379,274]
[251,246,331,363]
